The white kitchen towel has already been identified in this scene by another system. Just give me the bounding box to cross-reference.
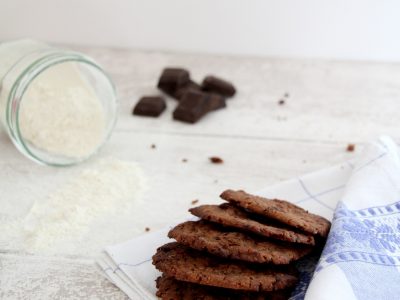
[97,136,400,299]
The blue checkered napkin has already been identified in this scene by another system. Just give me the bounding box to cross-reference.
[305,136,400,300]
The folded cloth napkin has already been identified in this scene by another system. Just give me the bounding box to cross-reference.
[305,136,400,300]
[97,136,400,299]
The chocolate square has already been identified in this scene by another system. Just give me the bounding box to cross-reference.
[157,68,190,97]
[173,90,226,123]
[133,96,166,117]
[206,93,226,111]
[174,80,202,100]
[202,75,236,97]
[173,91,209,123]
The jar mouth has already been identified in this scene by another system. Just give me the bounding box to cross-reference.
[6,50,118,167]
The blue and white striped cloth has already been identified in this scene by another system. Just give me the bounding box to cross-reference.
[98,136,400,300]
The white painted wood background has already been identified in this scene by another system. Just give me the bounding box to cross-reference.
[2,0,400,62]
[2,45,400,298]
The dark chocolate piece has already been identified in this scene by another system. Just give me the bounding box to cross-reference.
[174,80,202,100]
[133,96,166,117]
[173,90,210,123]
[206,93,226,111]
[157,68,190,97]
[173,90,226,124]
[202,75,236,97]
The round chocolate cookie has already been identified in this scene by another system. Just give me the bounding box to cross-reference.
[220,190,331,237]
[189,203,315,245]
[168,221,312,264]
[152,242,298,292]
[156,275,292,300]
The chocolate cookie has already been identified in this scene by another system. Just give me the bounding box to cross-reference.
[168,221,312,264]
[156,275,291,300]
[189,203,315,245]
[220,190,331,237]
[152,242,298,292]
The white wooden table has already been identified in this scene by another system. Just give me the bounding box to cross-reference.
[2,46,400,299]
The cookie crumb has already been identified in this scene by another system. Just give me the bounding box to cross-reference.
[145,227,151,232]
[284,92,290,98]
[182,158,188,163]
[191,199,199,205]
[214,179,218,184]
[151,144,156,149]
[278,99,285,105]
[346,144,355,152]
[209,156,223,164]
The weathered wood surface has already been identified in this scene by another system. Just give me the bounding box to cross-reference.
[2,46,399,299]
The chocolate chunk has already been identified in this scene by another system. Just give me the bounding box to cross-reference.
[157,68,190,97]
[133,96,166,117]
[173,90,226,124]
[206,93,226,111]
[202,75,236,97]
[173,90,209,123]
[174,80,202,100]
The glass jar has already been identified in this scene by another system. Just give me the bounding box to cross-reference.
[0,40,117,166]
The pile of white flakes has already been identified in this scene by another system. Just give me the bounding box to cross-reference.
[19,63,106,158]
[1,158,147,256]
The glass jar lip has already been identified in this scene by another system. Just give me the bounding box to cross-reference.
[7,50,118,167]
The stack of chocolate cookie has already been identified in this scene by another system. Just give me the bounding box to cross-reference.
[153,189,331,300]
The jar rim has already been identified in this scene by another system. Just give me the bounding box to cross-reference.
[6,50,118,166]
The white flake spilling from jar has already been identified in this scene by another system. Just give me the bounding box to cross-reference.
[18,62,106,158]
[22,158,146,254]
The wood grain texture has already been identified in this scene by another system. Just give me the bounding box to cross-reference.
[2,45,397,298]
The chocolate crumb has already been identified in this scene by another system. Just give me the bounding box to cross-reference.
[151,144,156,149]
[209,156,223,164]
[182,158,188,163]
[284,93,290,98]
[191,199,199,205]
[278,99,285,105]
[346,144,355,152]
[145,227,151,232]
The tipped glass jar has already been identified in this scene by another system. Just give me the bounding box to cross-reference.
[0,40,117,166]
